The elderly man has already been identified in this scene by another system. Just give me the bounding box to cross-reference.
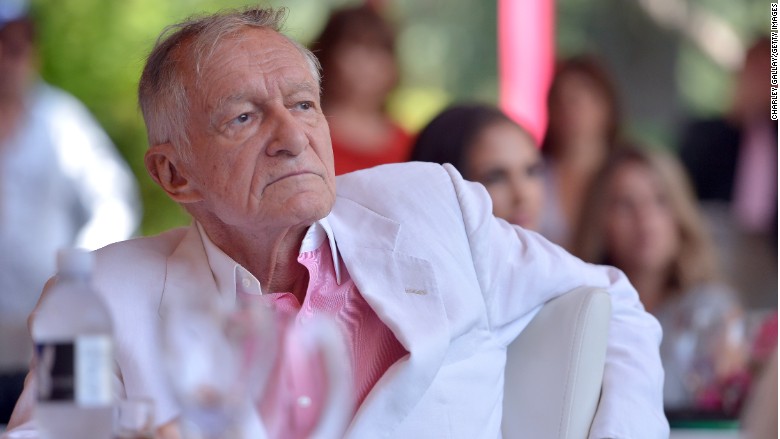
[4,6,668,439]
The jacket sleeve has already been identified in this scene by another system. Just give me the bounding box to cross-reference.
[442,164,669,439]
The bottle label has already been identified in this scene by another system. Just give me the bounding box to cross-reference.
[35,335,113,406]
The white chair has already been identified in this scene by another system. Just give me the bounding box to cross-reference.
[502,286,611,439]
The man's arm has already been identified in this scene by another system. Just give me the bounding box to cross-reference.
[442,164,669,439]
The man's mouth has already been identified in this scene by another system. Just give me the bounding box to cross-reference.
[268,170,316,185]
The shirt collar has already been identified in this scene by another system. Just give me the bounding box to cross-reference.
[196,218,342,298]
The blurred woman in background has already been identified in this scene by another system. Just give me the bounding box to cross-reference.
[573,147,749,416]
[541,56,621,248]
[310,4,412,175]
[410,104,543,231]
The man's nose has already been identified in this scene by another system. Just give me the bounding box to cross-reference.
[265,108,308,157]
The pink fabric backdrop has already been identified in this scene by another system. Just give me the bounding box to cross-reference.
[498,0,555,145]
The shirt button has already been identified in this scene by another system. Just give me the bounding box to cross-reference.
[242,278,252,289]
[297,395,312,408]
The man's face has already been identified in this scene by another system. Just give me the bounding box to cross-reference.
[179,28,336,231]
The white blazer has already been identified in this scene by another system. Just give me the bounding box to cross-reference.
[5,163,669,438]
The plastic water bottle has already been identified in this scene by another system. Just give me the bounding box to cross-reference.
[31,248,114,439]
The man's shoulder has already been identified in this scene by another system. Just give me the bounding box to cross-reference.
[92,227,188,281]
[95,227,187,256]
[337,161,447,182]
[331,162,471,237]
[335,162,456,202]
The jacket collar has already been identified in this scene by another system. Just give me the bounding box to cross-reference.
[195,219,342,301]
[157,223,217,315]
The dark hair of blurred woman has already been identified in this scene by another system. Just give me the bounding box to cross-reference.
[411,105,516,170]
[410,104,543,230]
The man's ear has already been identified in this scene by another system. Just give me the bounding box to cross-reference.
[144,143,203,204]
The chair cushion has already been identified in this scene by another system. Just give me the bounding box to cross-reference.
[502,286,611,439]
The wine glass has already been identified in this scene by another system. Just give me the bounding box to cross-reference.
[160,292,276,439]
[297,316,353,439]
[114,398,155,439]
[674,301,748,412]
[263,315,353,439]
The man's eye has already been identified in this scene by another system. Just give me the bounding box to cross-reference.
[296,101,314,110]
[234,113,250,123]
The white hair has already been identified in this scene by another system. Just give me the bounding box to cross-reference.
[138,7,320,161]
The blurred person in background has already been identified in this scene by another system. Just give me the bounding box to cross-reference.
[0,0,141,422]
[310,3,413,175]
[678,36,777,310]
[410,104,543,231]
[540,55,622,249]
[573,147,751,417]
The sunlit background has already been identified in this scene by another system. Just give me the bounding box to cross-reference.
[27,0,770,235]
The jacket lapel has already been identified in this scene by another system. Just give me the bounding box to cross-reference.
[158,224,221,315]
[329,197,450,438]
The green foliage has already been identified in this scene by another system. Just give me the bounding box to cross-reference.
[32,0,187,235]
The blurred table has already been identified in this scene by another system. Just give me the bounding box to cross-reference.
[670,429,741,438]
[670,420,741,439]
[668,410,742,438]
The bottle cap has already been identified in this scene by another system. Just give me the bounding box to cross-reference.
[57,248,95,277]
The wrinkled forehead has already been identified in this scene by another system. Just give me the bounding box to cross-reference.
[178,27,317,95]
[184,28,281,75]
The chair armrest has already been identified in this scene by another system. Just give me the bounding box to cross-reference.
[502,286,611,439]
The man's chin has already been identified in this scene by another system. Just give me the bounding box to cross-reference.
[280,192,335,223]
